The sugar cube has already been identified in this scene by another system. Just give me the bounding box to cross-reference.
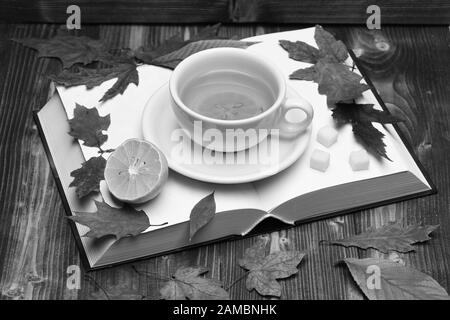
[349,149,370,171]
[310,149,330,172]
[317,125,338,148]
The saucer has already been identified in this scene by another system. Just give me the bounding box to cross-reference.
[142,83,312,184]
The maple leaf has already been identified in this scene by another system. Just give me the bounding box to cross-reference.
[135,23,222,64]
[189,192,216,241]
[314,61,369,107]
[13,35,107,69]
[69,156,106,198]
[99,61,139,102]
[279,40,320,64]
[314,25,348,63]
[332,102,404,160]
[49,64,132,89]
[160,266,229,300]
[326,223,439,253]
[239,245,306,297]
[344,258,450,300]
[69,200,150,239]
[281,25,367,107]
[68,104,110,148]
[354,122,390,159]
[151,40,258,70]
[289,65,317,81]
[332,102,404,125]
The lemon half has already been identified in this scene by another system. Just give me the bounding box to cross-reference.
[105,139,168,204]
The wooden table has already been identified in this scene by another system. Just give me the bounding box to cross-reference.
[0,23,449,300]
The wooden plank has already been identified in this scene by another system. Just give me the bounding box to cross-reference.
[0,1,449,24]
[0,0,230,24]
[0,24,449,300]
[232,0,450,24]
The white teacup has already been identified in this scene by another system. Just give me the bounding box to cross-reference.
[169,48,314,152]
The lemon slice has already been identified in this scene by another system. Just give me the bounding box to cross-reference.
[105,139,168,204]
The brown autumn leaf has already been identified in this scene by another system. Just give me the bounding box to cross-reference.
[99,61,139,102]
[344,258,450,300]
[69,156,106,198]
[332,102,404,160]
[68,103,110,148]
[281,25,368,108]
[134,23,222,64]
[160,266,229,300]
[314,60,369,108]
[189,191,216,241]
[239,245,306,297]
[69,200,150,240]
[151,39,258,69]
[326,223,439,253]
[13,35,107,69]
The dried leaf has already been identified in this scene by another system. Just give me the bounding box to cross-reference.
[314,25,348,63]
[331,101,404,160]
[353,122,389,160]
[327,223,439,253]
[279,39,320,64]
[189,192,216,241]
[49,64,132,89]
[13,35,107,68]
[332,102,404,125]
[344,258,450,300]
[69,200,150,239]
[314,61,369,108]
[280,25,366,107]
[135,23,222,64]
[289,65,318,81]
[68,104,110,148]
[89,283,145,300]
[99,62,139,102]
[69,156,106,198]
[151,40,258,69]
[160,266,229,300]
[239,245,305,297]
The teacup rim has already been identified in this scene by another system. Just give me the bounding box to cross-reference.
[169,47,286,125]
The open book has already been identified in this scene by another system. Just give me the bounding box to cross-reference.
[35,28,435,270]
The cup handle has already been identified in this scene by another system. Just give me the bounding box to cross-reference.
[276,97,314,138]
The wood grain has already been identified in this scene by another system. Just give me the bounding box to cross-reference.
[0,24,449,300]
[0,1,449,24]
